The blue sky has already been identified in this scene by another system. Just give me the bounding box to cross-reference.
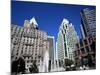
[11,1,96,41]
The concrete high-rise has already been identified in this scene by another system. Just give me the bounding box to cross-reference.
[74,8,96,68]
[57,18,79,66]
[80,8,96,38]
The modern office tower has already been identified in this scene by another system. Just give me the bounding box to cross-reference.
[57,18,78,67]
[47,36,55,71]
[80,8,96,38]
[11,17,49,72]
[74,37,96,68]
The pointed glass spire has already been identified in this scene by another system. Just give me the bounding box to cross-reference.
[59,18,69,30]
[30,17,38,26]
[62,18,69,24]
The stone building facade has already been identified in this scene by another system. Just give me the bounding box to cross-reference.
[11,17,49,72]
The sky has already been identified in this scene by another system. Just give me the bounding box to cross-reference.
[11,1,96,41]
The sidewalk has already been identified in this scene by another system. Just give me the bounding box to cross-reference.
[50,67,65,72]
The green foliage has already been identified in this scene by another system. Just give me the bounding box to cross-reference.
[11,57,25,74]
[64,59,74,66]
[29,60,39,73]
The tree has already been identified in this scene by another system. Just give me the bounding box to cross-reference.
[48,60,51,72]
[11,57,25,74]
[64,59,74,71]
[64,59,74,66]
[87,54,93,67]
[11,60,18,73]
[17,57,25,73]
[29,60,39,73]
